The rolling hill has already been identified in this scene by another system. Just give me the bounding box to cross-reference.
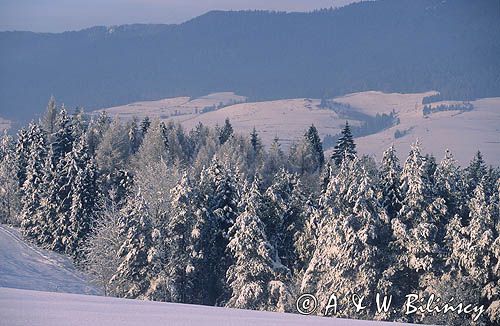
[97,90,500,165]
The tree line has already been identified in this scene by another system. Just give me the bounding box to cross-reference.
[0,99,499,325]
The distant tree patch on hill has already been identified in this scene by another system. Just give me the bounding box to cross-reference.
[422,102,474,116]
[320,100,400,149]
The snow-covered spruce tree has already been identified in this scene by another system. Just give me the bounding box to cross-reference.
[110,190,159,299]
[95,119,134,205]
[437,180,498,324]
[248,127,264,177]
[190,158,240,306]
[378,142,432,321]
[434,149,464,219]
[250,127,263,155]
[226,176,293,312]
[35,147,59,247]
[218,118,234,145]
[45,133,99,256]
[302,159,385,319]
[288,126,325,175]
[51,107,75,165]
[378,145,402,221]
[294,195,320,276]
[305,124,325,171]
[331,121,356,167]
[14,127,30,193]
[147,172,197,303]
[396,141,443,271]
[48,156,75,252]
[463,182,496,285]
[263,168,307,274]
[464,151,487,198]
[66,136,100,258]
[20,123,47,241]
[188,122,210,158]
[0,131,20,224]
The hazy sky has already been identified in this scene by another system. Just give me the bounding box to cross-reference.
[0,0,359,32]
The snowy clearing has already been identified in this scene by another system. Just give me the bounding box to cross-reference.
[0,287,410,326]
[0,225,99,295]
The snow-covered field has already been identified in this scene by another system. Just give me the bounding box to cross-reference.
[0,224,412,325]
[0,225,99,295]
[96,91,500,165]
[336,91,500,165]
[94,92,247,122]
[0,287,409,326]
[97,94,358,148]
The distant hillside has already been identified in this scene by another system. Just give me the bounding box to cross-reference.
[98,91,500,165]
[1,0,499,123]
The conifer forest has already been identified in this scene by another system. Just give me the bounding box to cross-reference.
[1,100,499,325]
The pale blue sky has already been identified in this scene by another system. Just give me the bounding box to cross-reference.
[0,0,359,32]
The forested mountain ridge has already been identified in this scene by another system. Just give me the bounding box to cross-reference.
[1,0,499,123]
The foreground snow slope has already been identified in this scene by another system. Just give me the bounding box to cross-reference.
[0,225,99,295]
[0,224,410,325]
[0,287,408,326]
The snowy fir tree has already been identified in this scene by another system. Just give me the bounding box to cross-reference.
[218,118,234,145]
[154,172,198,303]
[226,176,293,312]
[302,160,384,318]
[14,127,31,192]
[434,149,464,219]
[66,136,100,258]
[263,169,307,274]
[110,190,158,299]
[0,131,19,224]
[51,107,75,164]
[304,124,325,171]
[464,151,488,197]
[20,123,47,241]
[192,158,240,305]
[331,121,356,166]
[378,145,402,221]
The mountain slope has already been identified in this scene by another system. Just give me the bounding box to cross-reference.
[0,225,99,295]
[1,0,499,123]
